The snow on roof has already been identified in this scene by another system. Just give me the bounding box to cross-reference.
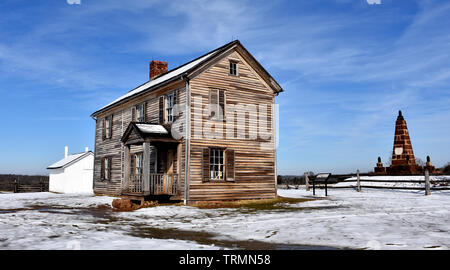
[97,50,218,112]
[135,123,168,134]
[47,152,93,170]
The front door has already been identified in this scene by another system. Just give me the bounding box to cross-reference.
[164,149,174,193]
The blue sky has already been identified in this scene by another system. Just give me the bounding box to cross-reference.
[1,0,449,175]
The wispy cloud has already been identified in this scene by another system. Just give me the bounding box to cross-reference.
[367,0,381,5]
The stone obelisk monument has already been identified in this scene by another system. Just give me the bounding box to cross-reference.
[386,110,422,174]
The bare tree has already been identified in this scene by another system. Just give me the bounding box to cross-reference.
[387,151,393,166]
[416,158,425,167]
[443,163,450,174]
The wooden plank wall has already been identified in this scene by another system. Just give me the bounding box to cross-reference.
[188,50,276,201]
[93,81,186,196]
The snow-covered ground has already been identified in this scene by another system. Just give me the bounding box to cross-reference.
[1,189,449,250]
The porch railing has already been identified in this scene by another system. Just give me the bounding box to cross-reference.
[124,173,178,195]
[126,173,143,194]
[149,174,179,195]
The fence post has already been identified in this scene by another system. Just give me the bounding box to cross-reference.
[357,170,361,192]
[14,178,18,193]
[40,177,43,192]
[425,169,431,196]
[312,178,316,196]
[305,172,310,191]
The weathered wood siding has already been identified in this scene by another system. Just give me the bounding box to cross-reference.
[93,81,186,196]
[188,49,276,201]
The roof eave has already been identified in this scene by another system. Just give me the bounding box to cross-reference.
[47,152,93,170]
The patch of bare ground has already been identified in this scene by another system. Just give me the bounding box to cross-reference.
[127,225,340,250]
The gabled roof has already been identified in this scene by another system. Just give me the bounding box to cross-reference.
[135,123,169,135]
[121,122,173,144]
[91,40,283,117]
[47,151,94,170]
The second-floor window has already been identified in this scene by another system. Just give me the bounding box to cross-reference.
[103,115,112,140]
[166,93,174,123]
[135,103,145,122]
[158,90,178,124]
[209,89,225,121]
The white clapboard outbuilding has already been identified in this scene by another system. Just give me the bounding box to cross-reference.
[47,146,94,194]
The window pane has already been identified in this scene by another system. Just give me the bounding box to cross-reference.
[166,95,173,122]
[208,148,225,180]
[230,62,237,75]
[137,104,144,122]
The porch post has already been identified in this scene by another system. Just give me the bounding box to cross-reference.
[123,144,131,192]
[143,141,151,193]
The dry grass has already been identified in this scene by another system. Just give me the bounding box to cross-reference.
[190,196,313,210]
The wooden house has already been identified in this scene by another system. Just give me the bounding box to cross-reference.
[90,40,283,203]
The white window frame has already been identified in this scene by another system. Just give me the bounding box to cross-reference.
[166,93,174,123]
[210,148,225,180]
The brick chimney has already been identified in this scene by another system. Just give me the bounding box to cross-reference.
[149,60,168,80]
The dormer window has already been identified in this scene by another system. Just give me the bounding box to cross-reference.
[229,61,238,76]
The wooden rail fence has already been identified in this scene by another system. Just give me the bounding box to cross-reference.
[13,179,49,193]
[331,169,450,195]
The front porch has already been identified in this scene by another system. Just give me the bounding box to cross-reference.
[123,173,179,196]
[121,122,182,200]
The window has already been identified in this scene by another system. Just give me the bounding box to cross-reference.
[166,93,174,123]
[103,115,112,140]
[229,61,238,76]
[134,153,143,176]
[136,103,145,122]
[210,148,224,180]
[202,148,235,182]
[209,89,225,121]
[101,157,111,181]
